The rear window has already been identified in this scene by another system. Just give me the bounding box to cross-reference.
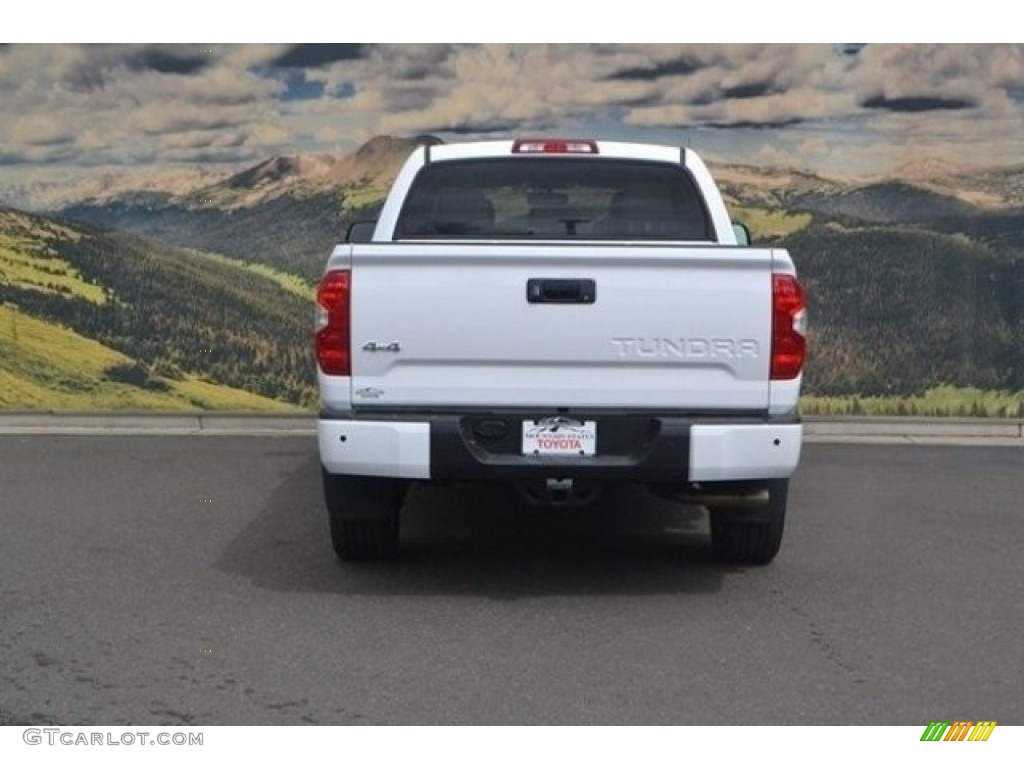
[394,157,712,241]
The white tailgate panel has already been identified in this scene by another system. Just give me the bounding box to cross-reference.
[351,244,772,411]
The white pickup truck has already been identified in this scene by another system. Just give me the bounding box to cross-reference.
[315,138,806,564]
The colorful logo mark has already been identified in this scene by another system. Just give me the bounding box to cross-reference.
[920,721,996,742]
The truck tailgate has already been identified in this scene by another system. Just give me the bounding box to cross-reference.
[347,243,774,412]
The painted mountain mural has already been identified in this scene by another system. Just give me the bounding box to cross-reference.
[2,44,1023,413]
[2,135,1023,412]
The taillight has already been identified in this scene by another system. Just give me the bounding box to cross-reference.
[511,138,598,154]
[771,273,807,380]
[315,269,351,376]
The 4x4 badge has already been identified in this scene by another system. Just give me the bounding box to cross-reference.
[362,341,402,352]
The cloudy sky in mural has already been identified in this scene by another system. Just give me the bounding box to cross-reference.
[1,43,1022,184]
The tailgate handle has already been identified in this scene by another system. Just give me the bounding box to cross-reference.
[527,278,596,304]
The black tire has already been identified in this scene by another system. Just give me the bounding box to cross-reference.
[709,479,787,565]
[322,471,406,561]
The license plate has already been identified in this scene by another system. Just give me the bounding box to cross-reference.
[522,418,596,456]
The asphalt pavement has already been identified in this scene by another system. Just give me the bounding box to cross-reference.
[0,434,1021,725]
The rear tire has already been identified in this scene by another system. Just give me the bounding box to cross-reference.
[709,479,787,565]
[322,471,406,560]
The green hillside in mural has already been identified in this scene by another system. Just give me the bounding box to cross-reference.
[0,207,315,410]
